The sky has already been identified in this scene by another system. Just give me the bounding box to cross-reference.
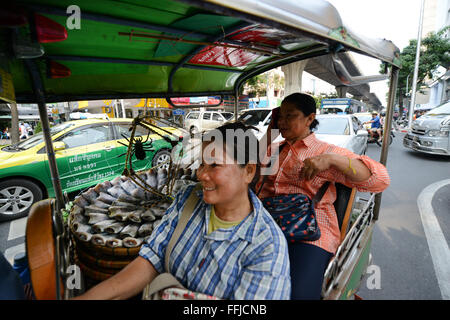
[314,0,423,105]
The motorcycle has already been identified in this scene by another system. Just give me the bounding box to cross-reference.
[366,127,395,146]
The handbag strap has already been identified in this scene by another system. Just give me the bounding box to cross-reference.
[164,183,201,272]
[312,181,330,204]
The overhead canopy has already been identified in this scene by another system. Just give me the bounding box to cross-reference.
[2,0,401,103]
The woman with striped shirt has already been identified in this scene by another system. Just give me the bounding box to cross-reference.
[257,92,390,300]
[75,122,291,300]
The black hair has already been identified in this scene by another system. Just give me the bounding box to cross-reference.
[201,121,261,190]
[282,92,319,130]
[202,121,260,167]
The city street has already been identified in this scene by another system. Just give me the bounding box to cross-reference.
[0,131,449,299]
[358,131,450,299]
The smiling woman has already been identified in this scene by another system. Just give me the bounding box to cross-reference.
[75,121,291,300]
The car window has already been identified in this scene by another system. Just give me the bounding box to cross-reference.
[425,101,450,116]
[221,112,234,120]
[315,117,350,135]
[203,112,211,120]
[116,124,149,139]
[59,125,112,149]
[351,117,360,133]
[186,112,199,120]
[237,110,271,126]
[9,122,76,151]
[212,113,222,121]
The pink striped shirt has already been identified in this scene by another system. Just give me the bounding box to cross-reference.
[256,133,390,253]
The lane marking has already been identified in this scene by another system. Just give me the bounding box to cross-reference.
[7,217,27,241]
[417,179,450,300]
[4,243,25,265]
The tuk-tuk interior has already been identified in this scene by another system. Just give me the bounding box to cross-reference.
[0,0,400,300]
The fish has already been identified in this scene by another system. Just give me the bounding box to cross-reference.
[137,223,153,237]
[84,205,109,215]
[72,221,91,233]
[156,168,168,191]
[145,170,158,189]
[150,206,167,218]
[107,186,127,198]
[86,212,110,224]
[73,196,89,208]
[131,187,152,201]
[120,180,136,195]
[92,219,117,233]
[111,201,139,211]
[91,200,110,209]
[75,231,92,242]
[72,223,93,242]
[110,176,123,186]
[71,204,84,217]
[105,238,123,248]
[108,209,129,222]
[119,223,140,239]
[117,193,142,205]
[97,192,117,204]
[91,233,117,246]
[157,202,171,211]
[122,237,144,248]
[70,210,86,226]
[94,183,109,194]
[141,209,156,222]
[81,189,99,203]
[127,209,146,223]
[104,222,126,234]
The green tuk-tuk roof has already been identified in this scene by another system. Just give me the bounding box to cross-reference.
[3,0,401,103]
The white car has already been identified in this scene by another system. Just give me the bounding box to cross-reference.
[315,114,368,155]
[237,108,275,140]
[184,110,234,135]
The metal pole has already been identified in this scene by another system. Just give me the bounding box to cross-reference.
[373,66,399,221]
[24,59,65,213]
[408,0,425,130]
[121,99,126,118]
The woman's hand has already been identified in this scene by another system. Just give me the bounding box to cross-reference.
[300,153,371,182]
[299,154,333,180]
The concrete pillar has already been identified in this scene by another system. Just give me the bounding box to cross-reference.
[281,60,308,96]
[336,86,348,98]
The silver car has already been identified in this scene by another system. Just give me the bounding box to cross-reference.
[403,100,450,156]
[315,114,368,155]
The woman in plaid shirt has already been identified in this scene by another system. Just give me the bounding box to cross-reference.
[75,122,291,300]
[257,93,390,300]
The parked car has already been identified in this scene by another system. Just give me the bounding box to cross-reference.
[0,118,181,221]
[315,114,368,155]
[184,110,234,135]
[403,100,450,156]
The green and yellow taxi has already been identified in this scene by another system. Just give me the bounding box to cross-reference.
[0,118,181,221]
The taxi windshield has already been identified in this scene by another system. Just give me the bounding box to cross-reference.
[5,122,75,151]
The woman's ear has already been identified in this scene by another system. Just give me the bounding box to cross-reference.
[307,113,316,127]
[244,163,257,184]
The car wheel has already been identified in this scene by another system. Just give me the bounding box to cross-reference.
[0,179,43,222]
[152,149,171,170]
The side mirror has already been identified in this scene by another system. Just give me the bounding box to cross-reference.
[53,141,66,151]
[356,129,369,137]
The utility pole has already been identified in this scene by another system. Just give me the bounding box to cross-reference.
[408,0,425,130]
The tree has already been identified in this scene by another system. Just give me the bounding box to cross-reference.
[381,26,450,108]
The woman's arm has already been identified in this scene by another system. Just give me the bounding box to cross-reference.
[300,153,371,182]
[72,256,158,300]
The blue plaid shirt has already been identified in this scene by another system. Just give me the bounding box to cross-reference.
[139,184,291,300]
